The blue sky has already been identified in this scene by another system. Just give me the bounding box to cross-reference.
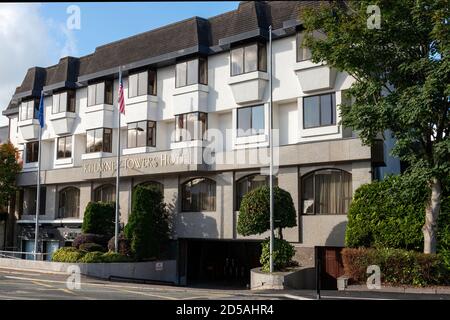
[0,2,239,125]
[42,2,240,57]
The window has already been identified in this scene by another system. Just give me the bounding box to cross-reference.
[303,93,336,129]
[237,105,265,137]
[128,69,157,98]
[20,100,38,121]
[87,80,113,106]
[231,43,267,76]
[94,184,116,202]
[127,121,156,148]
[296,31,312,61]
[57,136,72,159]
[58,187,80,218]
[301,169,352,215]
[52,90,75,114]
[236,174,278,210]
[25,141,39,163]
[175,112,207,142]
[24,187,46,215]
[175,58,207,88]
[181,178,216,212]
[86,128,112,153]
[132,181,164,207]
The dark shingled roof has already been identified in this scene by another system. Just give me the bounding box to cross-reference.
[5,1,320,114]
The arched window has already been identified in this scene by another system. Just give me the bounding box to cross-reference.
[94,184,116,202]
[301,169,352,215]
[181,178,216,212]
[58,187,80,218]
[236,174,278,210]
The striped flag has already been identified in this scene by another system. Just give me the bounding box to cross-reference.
[118,72,125,114]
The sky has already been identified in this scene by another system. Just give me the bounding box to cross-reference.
[0,2,240,126]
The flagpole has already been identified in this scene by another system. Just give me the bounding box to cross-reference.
[34,91,44,260]
[268,25,274,274]
[114,68,122,253]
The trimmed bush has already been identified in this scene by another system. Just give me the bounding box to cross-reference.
[260,238,296,272]
[346,174,450,252]
[72,233,109,249]
[79,251,104,263]
[237,186,297,238]
[82,201,115,237]
[51,247,86,263]
[52,248,131,263]
[108,232,132,257]
[125,185,170,260]
[342,248,450,286]
[79,243,106,253]
[101,251,132,263]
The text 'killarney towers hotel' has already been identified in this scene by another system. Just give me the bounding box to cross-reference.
[2,1,399,284]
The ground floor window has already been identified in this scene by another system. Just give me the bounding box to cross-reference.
[181,178,216,212]
[58,187,80,218]
[94,184,116,202]
[235,174,278,210]
[301,169,352,215]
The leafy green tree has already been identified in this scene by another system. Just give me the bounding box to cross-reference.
[125,185,170,260]
[81,201,115,237]
[302,0,449,253]
[0,142,22,210]
[237,186,297,239]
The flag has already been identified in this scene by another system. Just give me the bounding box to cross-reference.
[37,91,44,128]
[118,73,125,114]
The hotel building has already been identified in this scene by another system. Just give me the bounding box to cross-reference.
[2,1,399,283]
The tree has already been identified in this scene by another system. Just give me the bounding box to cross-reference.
[81,201,115,237]
[237,186,297,239]
[302,0,449,253]
[124,185,170,260]
[0,142,22,210]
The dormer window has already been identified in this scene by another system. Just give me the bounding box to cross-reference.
[19,99,38,121]
[175,58,207,88]
[87,80,113,106]
[230,43,267,76]
[52,90,75,114]
[128,69,157,97]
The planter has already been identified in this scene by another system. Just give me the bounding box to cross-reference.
[250,266,316,290]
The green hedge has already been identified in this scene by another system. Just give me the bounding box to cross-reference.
[125,185,170,261]
[260,238,296,272]
[237,186,297,237]
[51,247,131,263]
[82,201,115,237]
[342,248,450,286]
[51,247,86,263]
[346,174,450,252]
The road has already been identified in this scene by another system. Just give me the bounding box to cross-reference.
[0,267,449,300]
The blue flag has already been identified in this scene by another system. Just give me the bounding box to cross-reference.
[37,92,44,128]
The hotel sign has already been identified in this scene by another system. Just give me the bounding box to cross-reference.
[82,149,199,177]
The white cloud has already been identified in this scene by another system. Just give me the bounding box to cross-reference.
[0,4,78,126]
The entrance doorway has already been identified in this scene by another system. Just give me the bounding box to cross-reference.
[316,246,345,290]
[180,239,262,288]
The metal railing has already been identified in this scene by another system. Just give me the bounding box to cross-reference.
[0,250,51,260]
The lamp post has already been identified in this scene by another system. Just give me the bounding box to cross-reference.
[268,25,274,273]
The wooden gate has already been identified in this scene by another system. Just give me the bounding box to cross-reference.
[316,246,345,290]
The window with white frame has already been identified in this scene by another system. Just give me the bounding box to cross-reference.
[230,43,267,76]
[20,100,38,121]
[237,105,265,137]
[52,90,75,114]
[303,93,336,129]
[174,112,207,142]
[128,69,157,98]
[57,136,72,159]
[87,81,113,106]
[175,58,207,88]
